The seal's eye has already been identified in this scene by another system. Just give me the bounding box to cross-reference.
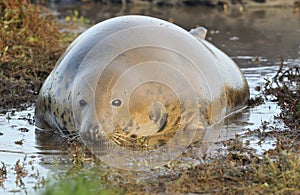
[79,99,87,108]
[111,99,122,107]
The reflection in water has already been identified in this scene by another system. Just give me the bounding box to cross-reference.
[45,2,300,63]
[35,129,69,152]
[0,108,72,194]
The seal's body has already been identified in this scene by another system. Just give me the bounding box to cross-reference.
[35,15,249,150]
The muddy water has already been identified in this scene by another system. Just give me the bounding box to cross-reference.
[1,3,300,194]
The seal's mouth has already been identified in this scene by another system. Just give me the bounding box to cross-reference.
[80,123,114,156]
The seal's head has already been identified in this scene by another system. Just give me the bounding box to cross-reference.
[66,16,229,150]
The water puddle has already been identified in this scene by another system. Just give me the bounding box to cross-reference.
[0,108,73,194]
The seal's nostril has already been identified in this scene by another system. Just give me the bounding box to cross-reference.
[111,99,122,107]
[130,134,137,138]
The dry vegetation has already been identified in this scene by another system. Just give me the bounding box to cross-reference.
[0,0,73,109]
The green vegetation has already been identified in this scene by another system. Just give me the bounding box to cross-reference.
[43,172,122,195]
[64,10,90,25]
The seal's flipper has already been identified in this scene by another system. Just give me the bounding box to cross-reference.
[189,27,207,40]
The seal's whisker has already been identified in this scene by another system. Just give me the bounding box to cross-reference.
[62,132,81,143]
[111,136,122,145]
[109,132,135,145]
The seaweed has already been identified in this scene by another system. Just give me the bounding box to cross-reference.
[264,57,300,131]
